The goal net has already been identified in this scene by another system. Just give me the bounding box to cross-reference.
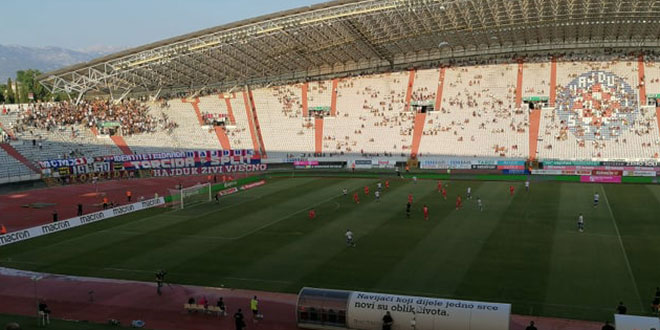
[170,183,212,209]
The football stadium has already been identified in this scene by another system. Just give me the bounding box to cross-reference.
[2,0,660,329]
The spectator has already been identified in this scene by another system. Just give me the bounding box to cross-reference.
[38,301,50,326]
[525,321,537,330]
[616,301,627,314]
[601,320,614,330]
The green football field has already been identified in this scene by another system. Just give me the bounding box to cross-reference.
[2,176,660,322]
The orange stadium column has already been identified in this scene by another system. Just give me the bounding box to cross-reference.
[302,83,309,117]
[220,93,237,125]
[435,67,446,111]
[549,56,557,107]
[110,136,133,155]
[185,98,204,126]
[638,54,646,104]
[411,112,426,158]
[528,109,541,161]
[0,144,40,173]
[214,127,231,150]
[242,91,260,153]
[248,89,267,158]
[330,79,338,116]
[405,69,416,111]
[516,59,524,108]
[314,117,323,155]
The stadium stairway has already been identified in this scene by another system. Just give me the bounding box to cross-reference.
[405,69,416,110]
[330,79,338,116]
[529,109,541,160]
[109,136,133,155]
[0,143,39,173]
[248,90,267,158]
[315,117,323,155]
[638,54,647,102]
[516,59,524,108]
[219,93,237,125]
[184,98,204,125]
[302,82,309,117]
[242,90,267,157]
[549,56,557,106]
[411,112,426,157]
[90,126,132,155]
[434,67,446,110]
[214,127,231,150]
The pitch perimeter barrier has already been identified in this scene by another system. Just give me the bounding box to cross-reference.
[0,197,165,247]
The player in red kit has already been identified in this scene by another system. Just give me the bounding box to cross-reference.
[423,205,429,220]
[364,186,369,195]
[456,195,462,210]
[353,192,360,204]
[437,181,442,192]
[509,185,515,196]
[308,209,316,220]
[385,180,390,189]
[408,193,413,204]
[441,188,447,200]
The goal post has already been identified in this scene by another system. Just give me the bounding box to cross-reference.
[170,183,212,209]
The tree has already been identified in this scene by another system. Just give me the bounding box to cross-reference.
[0,84,5,103]
[5,78,14,104]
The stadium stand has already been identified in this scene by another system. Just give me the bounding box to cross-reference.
[251,85,314,159]
[418,63,528,158]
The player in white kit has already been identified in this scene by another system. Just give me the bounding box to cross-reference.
[577,213,584,232]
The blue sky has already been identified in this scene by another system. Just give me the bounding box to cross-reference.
[1,0,327,51]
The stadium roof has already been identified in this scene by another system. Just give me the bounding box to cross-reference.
[39,0,660,99]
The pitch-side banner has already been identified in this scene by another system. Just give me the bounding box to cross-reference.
[346,291,510,330]
[0,197,165,247]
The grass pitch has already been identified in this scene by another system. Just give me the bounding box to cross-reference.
[2,176,660,322]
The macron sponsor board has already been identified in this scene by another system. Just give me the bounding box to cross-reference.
[0,197,165,247]
[592,170,623,176]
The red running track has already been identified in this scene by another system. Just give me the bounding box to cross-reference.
[0,267,605,330]
[0,175,214,232]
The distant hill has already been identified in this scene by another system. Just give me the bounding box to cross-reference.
[0,44,123,82]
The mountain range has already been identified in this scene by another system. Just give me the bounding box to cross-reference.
[0,44,123,82]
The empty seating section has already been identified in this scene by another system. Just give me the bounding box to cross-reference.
[197,94,253,150]
[251,86,314,159]
[538,57,659,160]
[167,100,221,151]
[645,55,660,96]
[522,61,550,97]
[308,80,332,108]
[418,64,528,158]
[411,68,439,103]
[324,72,413,157]
[0,148,34,179]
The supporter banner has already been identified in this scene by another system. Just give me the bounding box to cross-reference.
[543,160,657,168]
[580,175,622,183]
[592,170,623,176]
[0,197,165,247]
[151,164,267,177]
